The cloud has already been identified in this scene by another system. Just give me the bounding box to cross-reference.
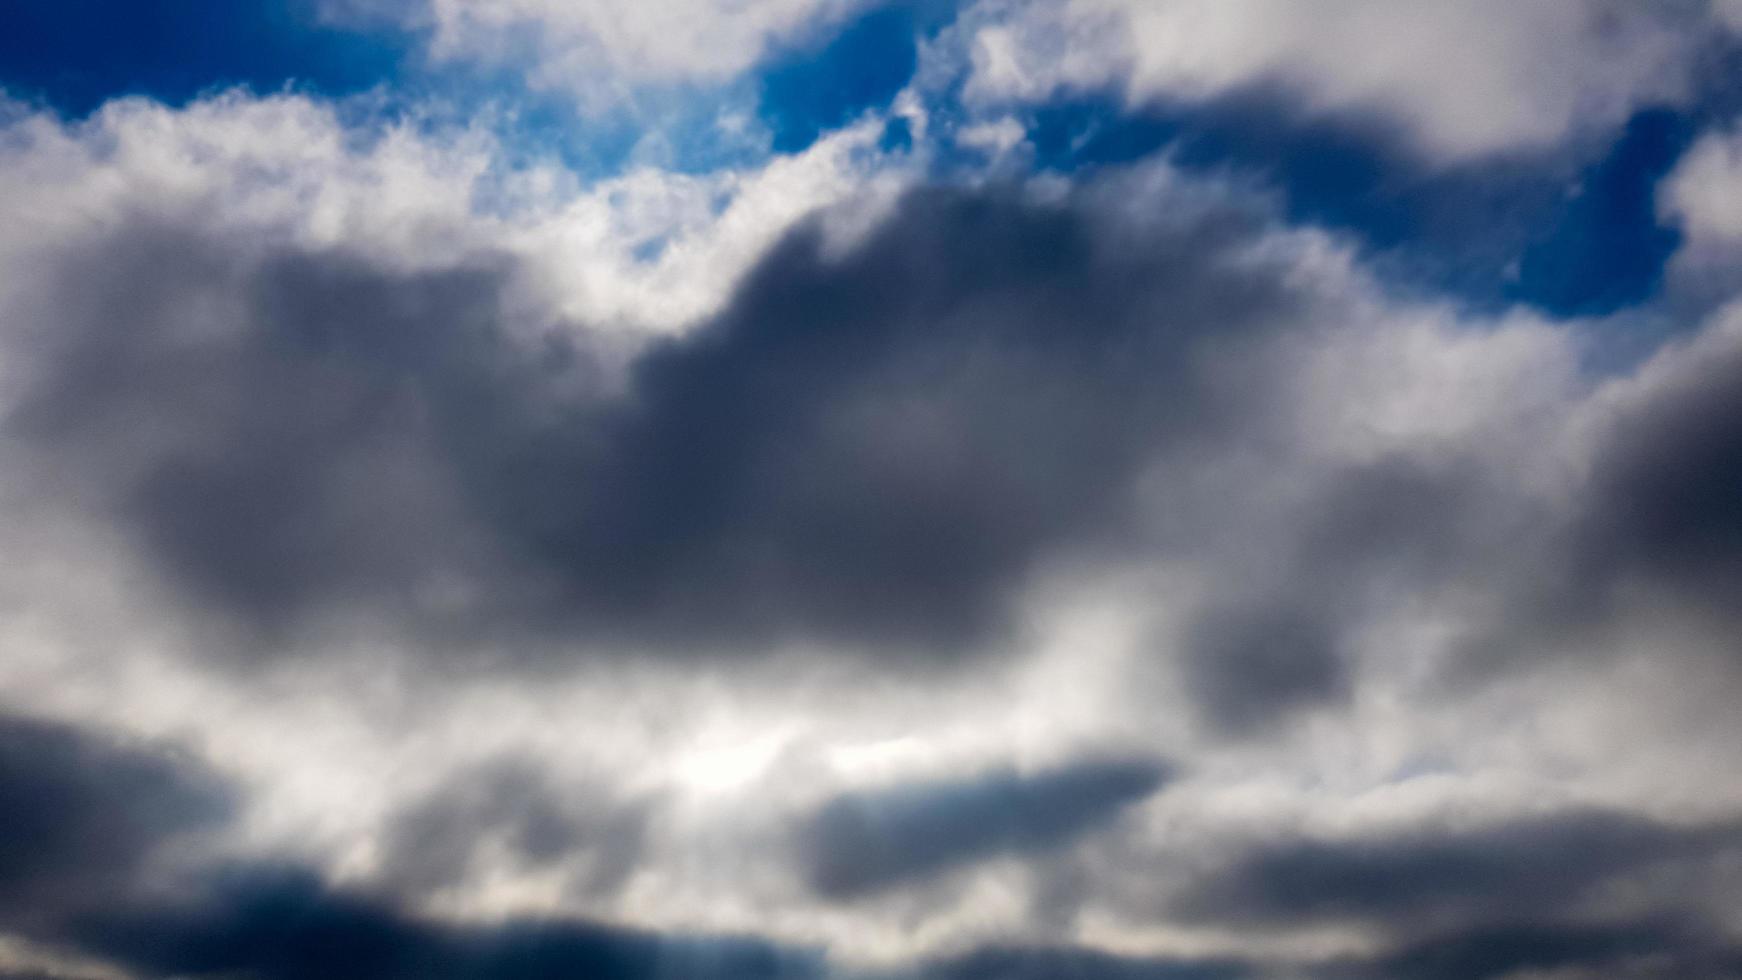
[1452,305,1742,670]
[1575,319,1742,610]
[902,944,1251,980]
[1170,807,1742,933]
[8,72,1742,975]
[77,867,824,980]
[18,721,1728,980]
[326,0,853,106]
[0,714,234,935]
[0,92,905,338]
[1166,444,1527,734]
[8,167,1327,661]
[379,756,650,899]
[801,755,1169,898]
[0,711,807,980]
[924,921,1742,980]
[1179,602,1347,737]
[1327,919,1742,980]
[1662,122,1742,304]
[0,711,801,980]
[962,0,1726,161]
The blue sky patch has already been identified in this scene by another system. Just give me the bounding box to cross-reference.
[0,0,407,116]
[1018,91,1709,317]
[757,2,958,155]
[1508,110,1693,318]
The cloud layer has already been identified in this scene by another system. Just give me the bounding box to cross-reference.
[6,5,1742,979]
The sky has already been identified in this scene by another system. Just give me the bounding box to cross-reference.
[5,2,1742,979]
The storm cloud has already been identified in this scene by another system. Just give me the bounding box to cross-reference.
[905,944,1251,980]
[0,713,233,934]
[1571,323,1742,625]
[0,712,804,980]
[76,867,825,980]
[11,180,1313,663]
[1170,807,1742,933]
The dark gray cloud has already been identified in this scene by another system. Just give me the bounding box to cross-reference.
[1177,451,1514,733]
[904,919,1742,980]
[1180,602,1347,736]
[1448,328,1742,674]
[800,755,1169,899]
[76,866,824,980]
[17,169,1650,741]
[1170,807,1742,933]
[0,713,234,933]
[8,223,559,644]
[380,757,649,899]
[1333,918,1742,980]
[1573,337,1742,621]
[531,186,1294,659]
[901,944,1251,980]
[18,165,1728,762]
[0,713,811,980]
[9,715,1732,980]
[10,182,1304,664]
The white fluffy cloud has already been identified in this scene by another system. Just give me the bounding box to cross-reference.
[1662,121,1742,303]
[964,0,1718,161]
[0,90,909,343]
[325,0,856,104]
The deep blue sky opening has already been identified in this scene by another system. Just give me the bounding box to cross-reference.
[0,0,408,116]
[1020,92,1705,317]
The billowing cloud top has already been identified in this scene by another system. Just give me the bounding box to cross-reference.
[5,3,1742,979]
